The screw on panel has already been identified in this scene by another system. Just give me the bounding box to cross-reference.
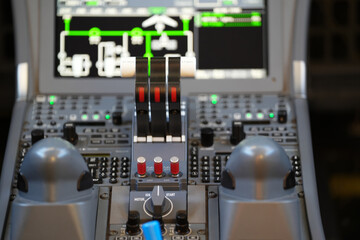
[188,180,196,185]
[109,230,118,236]
[10,194,16,201]
[100,193,109,200]
[208,191,218,198]
[298,191,305,198]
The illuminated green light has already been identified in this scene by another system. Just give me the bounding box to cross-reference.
[93,114,100,120]
[149,7,166,15]
[257,112,264,119]
[86,1,98,6]
[246,113,252,119]
[269,113,275,118]
[82,114,88,120]
[49,95,56,105]
[105,114,111,120]
[223,0,233,5]
[211,94,218,104]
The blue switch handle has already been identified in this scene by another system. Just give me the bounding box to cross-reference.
[142,220,163,240]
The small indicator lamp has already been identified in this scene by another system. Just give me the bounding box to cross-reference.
[211,94,218,105]
[269,113,275,118]
[105,114,111,120]
[257,112,264,119]
[49,95,56,105]
[81,114,88,120]
[246,113,252,119]
[93,114,100,120]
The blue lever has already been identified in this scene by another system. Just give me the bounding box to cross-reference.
[142,220,163,240]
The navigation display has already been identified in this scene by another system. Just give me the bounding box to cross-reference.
[55,0,267,79]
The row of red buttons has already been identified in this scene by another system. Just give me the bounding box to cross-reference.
[136,156,180,176]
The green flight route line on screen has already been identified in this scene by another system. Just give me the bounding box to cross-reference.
[62,18,191,75]
[62,17,190,62]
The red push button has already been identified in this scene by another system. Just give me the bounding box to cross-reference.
[137,156,146,176]
[154,156,163,175]
[170,156,180,175]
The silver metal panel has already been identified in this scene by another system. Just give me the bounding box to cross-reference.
[294,99,325,240]
[187,185,206,223]
[95,187,110,240]
[12,0,34,100]
[291,0,311,98]
[109,186,130,224]
[0,101,28,238]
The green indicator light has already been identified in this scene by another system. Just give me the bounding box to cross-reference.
[257,113,264,119]
[246,113,252,119]
[211,94,218,104]
[149,7,166,15]
[49,95,56,100]
[93,114,100,120]
[49,101,54,105]
[269,113,275,118]
[105,114,111,120]
[223,0,233,5]
[82,114,88,120]
[86,1,98,6]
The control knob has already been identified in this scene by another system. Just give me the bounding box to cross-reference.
[144,185,172,218]
[200,127,214,147]
[126,211,141,235]
[175,211,190,235]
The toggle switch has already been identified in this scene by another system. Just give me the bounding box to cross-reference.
[63,122,78,145]
[31,129,44,145]
[230,121,246,145]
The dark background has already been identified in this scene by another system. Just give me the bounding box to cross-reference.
[0,1,359,239]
